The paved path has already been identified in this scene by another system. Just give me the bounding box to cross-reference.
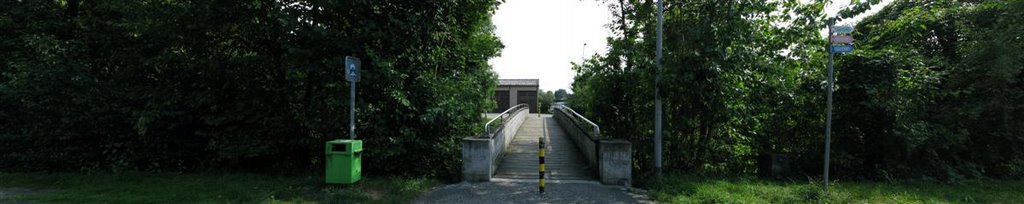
[413,179,654,204]
[493,114,593,180]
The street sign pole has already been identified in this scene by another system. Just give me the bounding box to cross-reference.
[345,56,361,140]
[823,25,835,196]
[654,0,664,178]
[822,23,854,195]
[350,76,356,139]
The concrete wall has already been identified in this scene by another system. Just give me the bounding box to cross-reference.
[492,107,527,170]
[553,108,598,168]
[462,106,529,182]
[552,106,633,185]
[599,139,632,185]
[461,137,493,181]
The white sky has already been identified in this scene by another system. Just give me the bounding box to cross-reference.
[823,0,896,36]
[488,0,612,92]
[488,0,893,92]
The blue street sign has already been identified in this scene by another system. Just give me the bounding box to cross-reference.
[345,56,360,82]
[830,45,854,53]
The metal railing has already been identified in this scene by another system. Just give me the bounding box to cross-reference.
[483,103,529,138]
[553,104,600,140]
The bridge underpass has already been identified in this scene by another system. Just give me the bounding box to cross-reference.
[463,104,632,185]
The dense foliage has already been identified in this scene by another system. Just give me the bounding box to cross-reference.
[831,0,1024,179]
[554,89,569,102]
[570,0,1023,180]
[538,89,555,113]
[0,0,502,180]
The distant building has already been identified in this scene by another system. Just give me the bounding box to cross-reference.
[494,79,539,113]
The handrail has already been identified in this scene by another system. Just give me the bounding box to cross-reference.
[483,103,528,137]
[554,104,600,139]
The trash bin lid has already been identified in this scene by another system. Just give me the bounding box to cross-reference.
[327,139,362,153]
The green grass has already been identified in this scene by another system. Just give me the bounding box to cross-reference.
[0,172,439,204]
[650,175,1024,204]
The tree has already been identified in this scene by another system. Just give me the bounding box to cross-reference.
[822,0,1024,179]
[0,0,503,180]
[571,0,1024,180]
[554,89,568,102]
[572,0,828,175]
[538,90,555,113]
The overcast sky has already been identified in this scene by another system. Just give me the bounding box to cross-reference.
[488,0,894,92]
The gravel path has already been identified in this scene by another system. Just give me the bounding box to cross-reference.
[413,179,655,204]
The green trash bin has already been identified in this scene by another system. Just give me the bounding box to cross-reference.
[326,139,362,184]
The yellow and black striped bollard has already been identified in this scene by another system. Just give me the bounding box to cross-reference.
[539,137,545,194]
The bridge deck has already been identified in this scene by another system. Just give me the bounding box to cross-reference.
[494,114,594,180]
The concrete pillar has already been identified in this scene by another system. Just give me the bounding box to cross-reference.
[462,137,493,182]
[508,89,518,107]
[599,139,632,185]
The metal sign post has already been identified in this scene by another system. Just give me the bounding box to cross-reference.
[345,56,360,140]
[654,0,664,178]
[824,24,854,195]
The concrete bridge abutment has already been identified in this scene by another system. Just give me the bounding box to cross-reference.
[462,105,633,185]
